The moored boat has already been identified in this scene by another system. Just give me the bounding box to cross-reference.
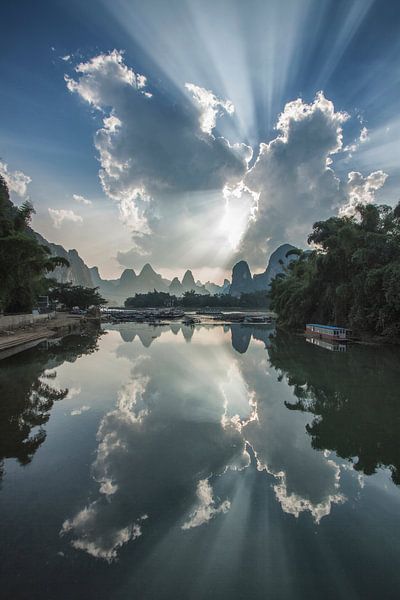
[305,324,351,341]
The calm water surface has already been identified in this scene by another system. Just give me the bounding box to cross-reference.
[1,323,400,599]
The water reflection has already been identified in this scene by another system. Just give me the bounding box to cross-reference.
[3,322,400,572]
[0,330,102,481]
[108,321,276,354]
[305,336,347,352]
[61,322,400,562]
[269,332,400,484]
[61,341,249,561]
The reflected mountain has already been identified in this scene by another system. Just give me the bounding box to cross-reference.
[108,323,166,346]
[181,324,194,342]
[230,324,252,353]
[170,322,181,335]
[0,329,102,481]
[231,323,276,353]
[268,333,400,484]
[109,320,276,353]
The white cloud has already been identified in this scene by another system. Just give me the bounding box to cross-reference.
[73,193,92,206]
[342,126,370,156]
[185,82,234,135]
[0,161,31,197]
[81,52,246,197]
[48,208,83,228]
[359,126,369,143]
[236,93,385,267]
[65,50,249,268]
[340,170,388,216]
[66,51,389,271]
[65,49,147,110]
[182,478,230,530]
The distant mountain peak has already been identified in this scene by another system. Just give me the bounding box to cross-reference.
[182,269,196,287]
[140,263,157,276]
[230,244,298,296]
[120,268,137,279]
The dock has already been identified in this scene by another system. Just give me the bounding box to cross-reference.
[0,314,88,360]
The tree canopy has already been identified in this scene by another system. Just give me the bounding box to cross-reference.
[0,175,69,313]
[269,202,400,340]
[49,283,107,310]
[124,289,269,309]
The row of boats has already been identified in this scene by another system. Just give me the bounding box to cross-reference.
[101,308,273,325]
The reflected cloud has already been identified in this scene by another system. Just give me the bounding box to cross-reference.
[61,345,247,560]
[182,478,230,530]
[61,507,147,563]
[272,474,345,523]
[70,405,90,416]
[62,323,359,562]
[240,349,346,522]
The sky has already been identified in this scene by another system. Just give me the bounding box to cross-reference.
[1,0,400,282]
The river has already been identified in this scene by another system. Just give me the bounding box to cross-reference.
[1,323,400,599]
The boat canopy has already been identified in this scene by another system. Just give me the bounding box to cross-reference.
[306,324,349,331]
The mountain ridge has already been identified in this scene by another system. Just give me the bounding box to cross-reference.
[229,243,298,297]
[34,231,296,303]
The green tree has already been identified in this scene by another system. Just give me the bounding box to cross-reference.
[0,175,69,313]
[49,283,107,310]
[125,290,176,308]
[270,202,400,340]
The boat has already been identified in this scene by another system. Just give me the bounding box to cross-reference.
[243,315,273,324]
[305,324,351,341]
[182,316,199,326]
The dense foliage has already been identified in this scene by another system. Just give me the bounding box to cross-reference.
[124,289,269,309]
[49,283,107,310]
[269,203,400,340]
[0,175,69,313]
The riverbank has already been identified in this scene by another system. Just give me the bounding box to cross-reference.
[0,313,99,360]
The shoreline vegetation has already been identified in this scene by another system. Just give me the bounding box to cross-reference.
[269,202,400,344]
[124,289,269,309]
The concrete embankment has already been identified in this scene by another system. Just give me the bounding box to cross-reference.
[0,313,97,360]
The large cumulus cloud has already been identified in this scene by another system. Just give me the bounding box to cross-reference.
[66,50,248,197]
[66,52,387,272]
[238,92,386,267]
[65,50,251,268]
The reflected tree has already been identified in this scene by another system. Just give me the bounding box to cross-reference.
[268,333,400,484]
[0,329,102,481]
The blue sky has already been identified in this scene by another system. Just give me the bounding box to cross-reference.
[1,0,400,281]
